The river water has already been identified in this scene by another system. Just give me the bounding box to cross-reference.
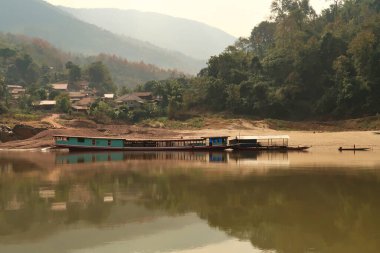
[0,150,380,253]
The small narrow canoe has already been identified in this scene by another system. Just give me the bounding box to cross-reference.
[287,146,311,151]
[338,147,370,151]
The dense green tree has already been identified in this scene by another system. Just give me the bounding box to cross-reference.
[34,87,47,100]
[90,101,115,123]
[55,93,71,113]
[249,21,276,58]
[87,61,116,95]
[18,94,33,112]
[65,61,81,88]
[181,0,380,119]
[0,74,9,114]
[0,74,8,99]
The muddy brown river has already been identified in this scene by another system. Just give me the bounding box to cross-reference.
[0,150,380,253]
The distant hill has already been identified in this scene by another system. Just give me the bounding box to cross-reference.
[0,0,204,74]
[0,33,182,87]
[60,7,236,60]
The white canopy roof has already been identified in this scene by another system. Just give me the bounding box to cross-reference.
[234,135,290,140]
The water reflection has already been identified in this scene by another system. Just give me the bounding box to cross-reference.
[55,151,288,166]
[0,151,380,253]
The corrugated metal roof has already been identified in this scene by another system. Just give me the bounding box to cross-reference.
[76,97,95,106]
[52,83,68,90]
[7,85,23,89]
[116,94,144,102]
[39,100,56,106]
[104,94,115,99]
[71,105,88,110]
[69,92,87,98]
[53,135,205,142]
[133,92,152,97]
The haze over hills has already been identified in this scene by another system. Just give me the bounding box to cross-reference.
[59,7,236,60]
[0,0,204,74]
[0,33,182,88]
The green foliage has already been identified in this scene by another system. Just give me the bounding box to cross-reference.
[12,113,42,121]
[117,103,162,123]
[87,61,116,95]
[65,61,81,88]
[0,103,8,114]
[90,101,115,124]
[171,0,380,120]
[0,33,182,90]
[55,94,71,113]
[0,75,9,114]
[18,95,33,112]
[0,75,8,98]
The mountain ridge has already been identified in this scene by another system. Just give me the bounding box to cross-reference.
[59,7,236,60]
[0,0,204,74]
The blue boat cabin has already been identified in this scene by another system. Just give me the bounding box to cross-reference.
[207,137,228,146]
[54,136,124,148]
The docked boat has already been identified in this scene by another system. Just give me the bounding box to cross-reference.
[229,135,310,151]
[53,135,229,152]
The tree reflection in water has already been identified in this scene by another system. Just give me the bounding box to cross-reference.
[0,153,380,253]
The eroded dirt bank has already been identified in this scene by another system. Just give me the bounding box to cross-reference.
[0,118,379,150]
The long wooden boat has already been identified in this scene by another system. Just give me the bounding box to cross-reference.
[338,147,370,151]
[53,135,229,152]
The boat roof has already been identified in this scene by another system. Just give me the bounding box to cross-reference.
[54,135,126,140]
[124,137,206,142]
[53,135,206,142]
[202,136,230,138]
[233,135,290,140]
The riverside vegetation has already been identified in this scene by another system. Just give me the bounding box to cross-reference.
[1,0,380,124]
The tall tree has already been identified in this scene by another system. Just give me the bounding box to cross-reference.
[0,74,9,114]
[65,61,81,88]
[87,61,116,94]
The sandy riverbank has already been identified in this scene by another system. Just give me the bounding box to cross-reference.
[0,123,379,150]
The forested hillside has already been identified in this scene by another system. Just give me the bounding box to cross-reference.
[0,33,180,88]
[0,0,204,74]
[141,0,380,120]
[60,7,236,60]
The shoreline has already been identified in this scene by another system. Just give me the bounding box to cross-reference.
[1,115,379,151]
[0,126,379,151]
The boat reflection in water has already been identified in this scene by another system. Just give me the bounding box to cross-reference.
[1,150,380,253]
[55,151,289,166]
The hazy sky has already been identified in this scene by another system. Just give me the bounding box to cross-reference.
[44,0,331,37]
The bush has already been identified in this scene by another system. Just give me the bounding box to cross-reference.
[0,103,8,114]
[90,101,115,124]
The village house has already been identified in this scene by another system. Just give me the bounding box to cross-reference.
[7,85,23,90]
[103,93,115,101]
[51,83,68,92]
[69,92,88,103]
[133,92,154,101]
[116,94,145,110]
[35,100,56,110]
[71,97,96,113]
[7,85,26,99]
